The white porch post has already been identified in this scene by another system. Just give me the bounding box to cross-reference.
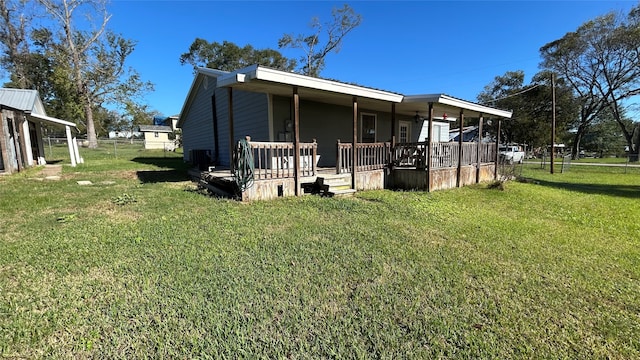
[72,135,82,164]
[65,125,77,167]
[21,116,34,166]
[35,122,47,165]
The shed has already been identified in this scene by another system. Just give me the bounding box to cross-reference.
[0,88,82,174]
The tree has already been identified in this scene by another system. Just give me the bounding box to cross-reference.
[540,4,640,159]
[179,39,296,72]
[477,70,579,151]
[580,108,632,157]
[278,4,362,77]
[36,0,152,148]
[0,0,29,88]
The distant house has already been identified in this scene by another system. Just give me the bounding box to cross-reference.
[138,124,174,150]
[1,88,82,174]
[108,130,141,139]
[154,115,179,131]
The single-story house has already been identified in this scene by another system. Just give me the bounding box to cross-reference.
[1,88,82,174]
[138,124,175,150]
[178,65,512,200]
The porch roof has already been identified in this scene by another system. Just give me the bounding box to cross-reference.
[179,65,512,124]
[1,88,78,131]
[402,94,513,119]
[27,113,78,131]
[216,64,405,112]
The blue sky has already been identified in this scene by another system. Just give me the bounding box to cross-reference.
[108,0,637,117]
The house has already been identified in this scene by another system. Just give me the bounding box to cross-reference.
[1,88,82,174]
[108,130,141,139]
[138,124,175,150]
[178,65,512,200]
[153,115,179,131]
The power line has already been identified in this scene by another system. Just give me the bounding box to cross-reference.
[483,83,543,104]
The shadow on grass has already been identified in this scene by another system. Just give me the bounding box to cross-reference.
[527,178,640,199]
[132,157,188,170]
[132,157,192,183]
[136,170,191,183]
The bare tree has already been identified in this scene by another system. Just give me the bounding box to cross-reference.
[0,0,33,88]
[278,4,361,77]
[36,0,109,148]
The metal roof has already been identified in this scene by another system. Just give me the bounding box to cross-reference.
[138,124,173,133]
[1,88,78,131]
[0,88,40,112]
[178,66,513,127]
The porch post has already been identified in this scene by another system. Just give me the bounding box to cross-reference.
[495,119,501,180]
[476,113,484,183]
[352,96,358,190]
[65,125,77,167]
[35,122,46,165]
[72,134,82,164]
[457,109,464,188]
[0,110,8,170]
[390,103,396,148]
[293,86,301,196]
[10,116,23,171]
[20,116,33,166]
[227,87,235,172]
[427,102,434,192]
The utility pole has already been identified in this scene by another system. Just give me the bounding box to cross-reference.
[551,73,556,175]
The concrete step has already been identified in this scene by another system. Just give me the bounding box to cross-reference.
[328,182,351,191]
[327,188,357,197]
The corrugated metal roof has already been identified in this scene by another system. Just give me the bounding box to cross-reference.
[139,124,173,133]
[0,88,39,112]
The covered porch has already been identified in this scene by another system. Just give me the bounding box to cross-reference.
[199,65,512,200]
[1,105,82,174]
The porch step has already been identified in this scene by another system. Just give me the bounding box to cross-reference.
[326,188,357,197]
[315,173,356,197]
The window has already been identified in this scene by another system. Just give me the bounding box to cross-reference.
[154,132,159,138]
[399,121,411,143]
[361,113,376,143]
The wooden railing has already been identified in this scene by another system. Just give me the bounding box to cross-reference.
[336,140,391,174]
[392,141,428,168]
[392,142,498,169]
[479,142,496,164]
[248,140,318,179]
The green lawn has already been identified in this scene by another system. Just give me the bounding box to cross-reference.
[1,149,639,358]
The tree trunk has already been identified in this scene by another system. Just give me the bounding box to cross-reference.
[571,128,584,160]
[84,101,98,148]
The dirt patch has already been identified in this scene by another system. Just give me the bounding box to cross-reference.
[39,165,62,177]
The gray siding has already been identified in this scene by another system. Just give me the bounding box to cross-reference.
[214,88,269,167]
[272,97,409,167]
[181,75,269,167]
[181,78,216,163]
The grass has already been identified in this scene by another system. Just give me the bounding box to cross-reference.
[1,146,639,358]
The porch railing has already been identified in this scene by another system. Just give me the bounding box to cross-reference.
[392,142,498,170]
[248,140,318,179]
[392,141,428,168]
[336,140,391,174]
